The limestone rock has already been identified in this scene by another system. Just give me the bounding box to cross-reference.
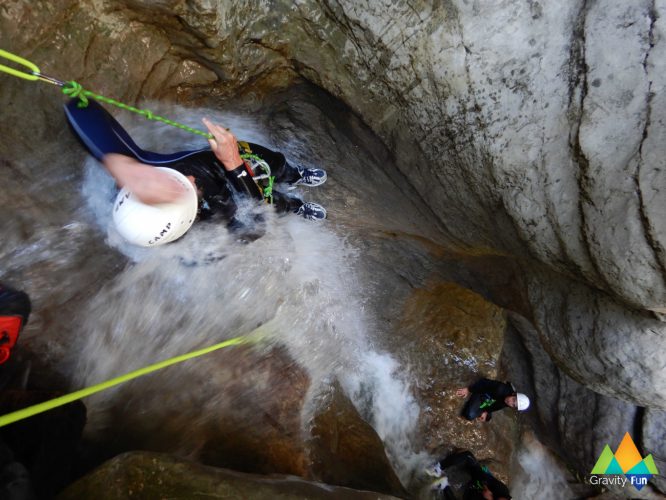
[308,382,407,497]
[3,0,663,414]
[643,409,666,493]
[57,451,401,500]
[131,0,666,413]
[527,267,666,408]
[82,345,311,477]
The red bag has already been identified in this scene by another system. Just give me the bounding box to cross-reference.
[0,316,23,364]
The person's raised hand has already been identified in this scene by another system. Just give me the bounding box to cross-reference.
[456,388,469,398]
[203,118,243,171]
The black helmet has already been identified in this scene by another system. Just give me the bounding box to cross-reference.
[0,283,31,325]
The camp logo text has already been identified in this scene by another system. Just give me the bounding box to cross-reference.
[588,432,659,491]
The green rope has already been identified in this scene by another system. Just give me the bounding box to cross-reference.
[0,334,248,428]
[62,81,279,200]
[0,50,212,140]
[263,175,275,204]
[240,153,275,204]
[62,81,214,140]
[1,50,279,191]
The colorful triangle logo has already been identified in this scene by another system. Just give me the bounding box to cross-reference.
[644,454,660,475]
[615,432,643,472]
[605,457,624,475]
[590,432,660,491]
[591,445,614,474]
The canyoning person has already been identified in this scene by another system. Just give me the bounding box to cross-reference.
[456,378,529,422]
[0,48,327,246]
[0,282,86,499]
[0,283,33,500]
[425,450,511,500]
[65,99,328,246]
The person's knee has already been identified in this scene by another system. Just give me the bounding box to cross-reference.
[461,403,480,420]
[459,451,478,466]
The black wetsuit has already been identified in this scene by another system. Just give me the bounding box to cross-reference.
[461,378,514,421]
[0,284,86,500]
[436,451,511,500]
[163,142,304,226]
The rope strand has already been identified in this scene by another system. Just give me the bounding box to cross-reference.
[62,80,214,140]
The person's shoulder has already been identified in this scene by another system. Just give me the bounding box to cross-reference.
[476,377,497,384]
[170,151,222,174]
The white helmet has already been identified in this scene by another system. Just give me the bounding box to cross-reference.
[516,393,530,411]
[112,167,198,247]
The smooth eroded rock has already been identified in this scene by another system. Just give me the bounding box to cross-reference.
[308,381,407,497]
[57,451,401,500]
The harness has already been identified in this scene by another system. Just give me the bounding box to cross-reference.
[479,394,496,409]
[238,141,275,205]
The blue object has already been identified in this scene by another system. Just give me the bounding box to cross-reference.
[64,99,208,165]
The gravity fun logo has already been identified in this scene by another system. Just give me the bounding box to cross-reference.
[589,432,659,491]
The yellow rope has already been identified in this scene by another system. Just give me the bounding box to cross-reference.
[0,49,40,81]
[0,49,214,139]
[0,335,249,428]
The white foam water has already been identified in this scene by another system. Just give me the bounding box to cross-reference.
[511,433,574,500]
[339,352,429,484]
[76,103,423,483]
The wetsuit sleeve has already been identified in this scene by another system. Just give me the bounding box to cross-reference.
[469,378,513,399]
[468,378,498,394]
[224,162,263,200]
[485,475,512,499]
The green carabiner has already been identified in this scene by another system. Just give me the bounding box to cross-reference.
[0,49,40,82]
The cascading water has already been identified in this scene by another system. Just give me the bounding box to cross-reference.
[510,433,574,500]
[73,100,428,485]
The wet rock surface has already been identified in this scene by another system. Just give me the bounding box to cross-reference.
[308,381,407,497]
[396,282,516,483]
[57,0,663,410]
[58,451,401,500]
[89,345,311,477]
